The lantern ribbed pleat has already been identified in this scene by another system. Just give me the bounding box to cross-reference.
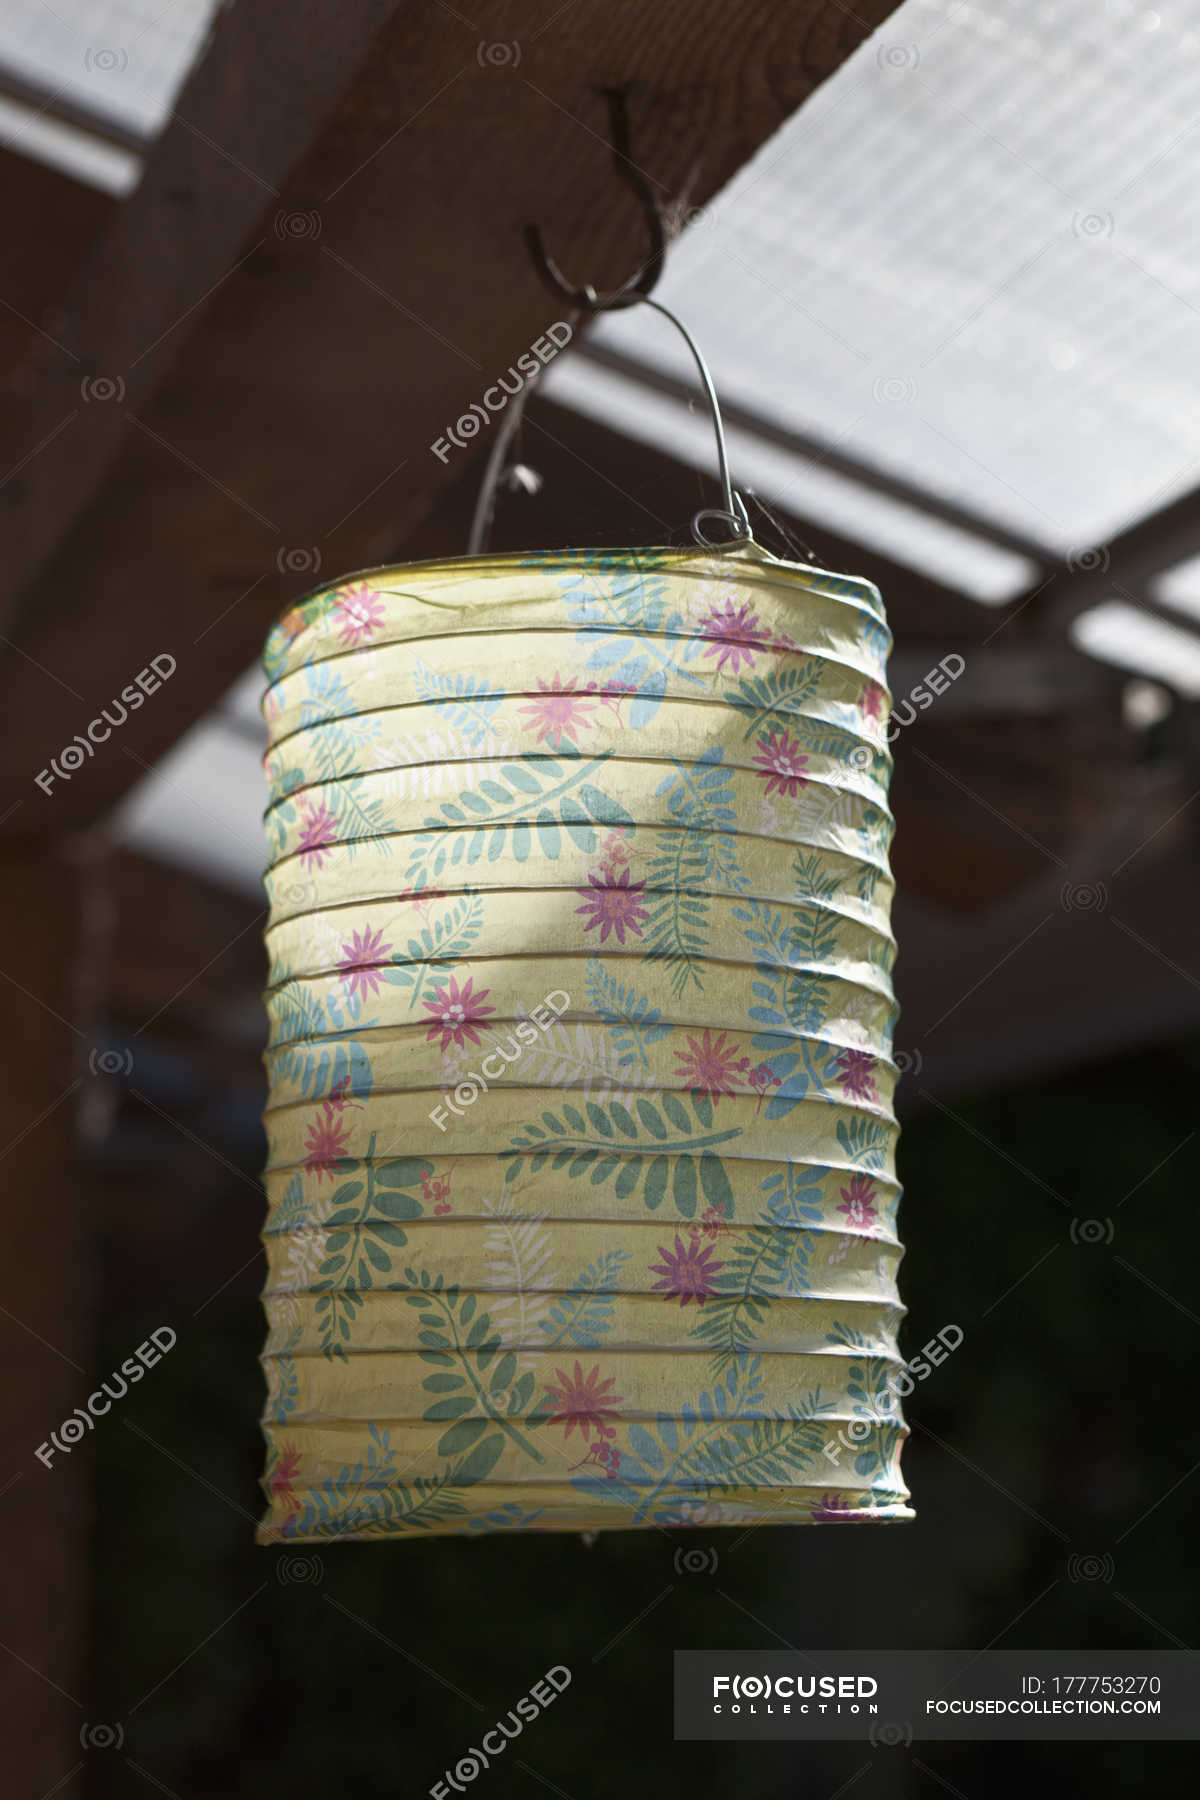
[257,546,910,1541]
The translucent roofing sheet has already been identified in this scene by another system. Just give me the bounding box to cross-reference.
[1152,549,1200,622]
[547,355,1038,602]
[0,88,138,191]
[1072,600,1200,697]
[582,0,1200,561]
[0,0,217,139]
[112,667,268,898]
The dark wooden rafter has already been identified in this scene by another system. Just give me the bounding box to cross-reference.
[0,0,903,829]
[0,0,407,627]
[1040,475,1200,640]
[0,840,97,1787]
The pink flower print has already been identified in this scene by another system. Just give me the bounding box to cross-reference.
[749,1061,782,1110]
[337,924,391,1001]
[837,1174,879,1232]
[698,1206,729,1240]
[586,1439,623,1481]
[397,885,446,921]
[813,1492,859,1522]
[332,583,386,648]
[422,1168,455,1216]
[700,597,764,673]
[835,1048,878,1102]
[296,798,336,868]
[753,727,809,798]
[595,680,635,721]
[673,1029,751,1106]
[597,829,631,881]
[863,680,886,721]
[519,673,597,750]
[304,1102,351,1182]
[544,1362,623,1442]
[269,1442,303,1518]
[650,1232,725,1306]
[421,972,495,1051]
[327,1075,363,1112]
[574,869,649,945]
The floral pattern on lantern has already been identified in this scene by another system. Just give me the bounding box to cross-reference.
[257,545,910,1541]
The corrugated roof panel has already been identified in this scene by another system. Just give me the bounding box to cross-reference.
[583,0,1200,558]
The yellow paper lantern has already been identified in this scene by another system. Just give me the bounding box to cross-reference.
[257,543,909,1540]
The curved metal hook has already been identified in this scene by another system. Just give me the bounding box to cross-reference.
[521,89,750,550]
[525,88,666,312]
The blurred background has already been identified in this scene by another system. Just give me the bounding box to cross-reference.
[1,0,1198,1794]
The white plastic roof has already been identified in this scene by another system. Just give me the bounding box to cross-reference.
[564,0,1200,568]
[0,0,217,189]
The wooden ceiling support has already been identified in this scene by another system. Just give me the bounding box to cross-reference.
[0,0,407,627]
[0,839,97,1794]
[0,0,901,831]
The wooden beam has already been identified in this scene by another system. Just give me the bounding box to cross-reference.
[0,839,92,1792]
[893,771,1200,1098]
[106,849,265,1057]
[0,0,407,626]
[576,340,1050,569]
[1031,475,1200,636]
[0,147,115,380]
[0,0,902,830]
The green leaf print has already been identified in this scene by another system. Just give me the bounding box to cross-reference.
[502,1095,740,1221]
[310,1137,431,1359]
[407,1274,546,1464]
[643,749,748,995]
[406,755,631,889]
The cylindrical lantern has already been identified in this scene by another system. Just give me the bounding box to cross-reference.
[258,544,909,1540]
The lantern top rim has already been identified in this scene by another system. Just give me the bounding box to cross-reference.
[262,541,890,692]
[266,539,884,637]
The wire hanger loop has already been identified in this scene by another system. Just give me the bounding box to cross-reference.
[512,90,751,550]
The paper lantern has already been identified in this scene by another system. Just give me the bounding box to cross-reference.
[257,544,909,1541]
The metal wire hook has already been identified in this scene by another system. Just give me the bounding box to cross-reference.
[522,91,750,549]
[524,88,666,313]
